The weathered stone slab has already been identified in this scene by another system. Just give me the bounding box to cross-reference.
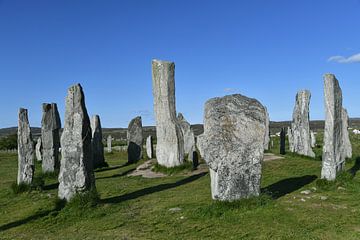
[146,135,153,159]
[177,113,196,161]
[310,131,316,148]
[342,108,352,159]
[17,108,34,185]
[58,84,95,201]
[127,116,143,164]
[107,135,112,153]
[152,59,184,167]
[264,108,270,151]
[321,74,344,180]
[35,138,42,161]
[41,103,61,173]
[197,94,267,201]
[280,127,286,155]
[91,115,106,168]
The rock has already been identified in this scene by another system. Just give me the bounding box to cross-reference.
[300,198,306,202]
[337,186,346,191]
[287,126,293,151]
[17,108,34,185]
[41,103,61,173]
[342,108,352,159]
[35,138,42,161]
[152,59,184,167]
[310,131,316,148]
[288,90,315,157]
[192,148,199,170]
[197,94,267,201]
[177,113,196,161]
[91,115,106,168]
[264,108,270,151]
[280,127,286,155]
[107,135,112,153]
[146,135,153,159]
[321,74,345,181]
[300,190,311,195]
[168,207,182,212]
[127,116,143,164]
[320,196,328,201]
[58,84,95,201]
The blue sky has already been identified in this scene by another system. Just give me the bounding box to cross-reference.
[0,0,359,128]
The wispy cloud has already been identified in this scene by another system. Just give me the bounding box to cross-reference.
[224,88,237,93]
[328,53,360,63]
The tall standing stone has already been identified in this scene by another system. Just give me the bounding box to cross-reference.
[107,135,112,153]
[177,113,196,161]
[35,138,42,161]
[264,108,270,151]
[146,135,153,159]
[280,127,286,155]
[197,94,267,201]
[310,131,316,148]
[321,74,344,180]
[342,108,352,159]
[41,103,61,173]
[17,108,34,185]
[127,116,143,164]
[58,84,94,201]
[287,126,293,151]
[152,59,184,167]
[91,115,106,168]
[288,90,315,157]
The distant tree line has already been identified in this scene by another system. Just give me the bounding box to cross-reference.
[0,134,17,150]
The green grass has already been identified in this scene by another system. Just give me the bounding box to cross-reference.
[1,132,360,239]
[153,161,194,175]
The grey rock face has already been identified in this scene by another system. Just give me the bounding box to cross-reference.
[91,115,105,168]
[280,128,286,155]
[127,116,143,164]
[41,103,61,173]
[152,59,184,167]
[288,90,315,157]
[17,108,34,185]
[58,84,95,201]
[107,135,112,153]
[197,94,267,201]
[35,138,42,161]
[321,74,344,180]
[342,108,352,159]
[177,113,196,161]
[146,135,153,159]
[287,126,293,151]
[310,131,316,148]
[264,108,270,151]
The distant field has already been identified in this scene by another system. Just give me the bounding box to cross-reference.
[0,132,360,239]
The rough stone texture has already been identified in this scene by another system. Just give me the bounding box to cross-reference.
[107,135,112,153]
[287,126,293,151]
[146,135,153,159]
[41,103,61,173]
[280,127,286,155]
[197,94,267,201]
[35,138,42,161]
[17,108,34,185]
[264,108,270,151]
[177,113,196,161]
[310,131,316,148]
[152,59,184,167]
[288,90,315,157]
[127,116,143,164]
[342,108,352,159]
[58,84,94,201]
[321,74,344,181]
[91,115,105,168]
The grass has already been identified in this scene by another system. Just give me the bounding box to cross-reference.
[153,161,193,175]
[0,132,360,239]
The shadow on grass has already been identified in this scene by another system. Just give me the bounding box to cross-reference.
[96,168,136,180]
[101,172,207,204]
[349,157,360,177]
[262,175,317,199]
[94,163,129,173]
[43,182,59,191]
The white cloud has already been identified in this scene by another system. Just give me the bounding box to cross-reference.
[224,88,237,93]
[328,53,360,63]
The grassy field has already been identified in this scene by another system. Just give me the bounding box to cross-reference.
[1,133,360,239]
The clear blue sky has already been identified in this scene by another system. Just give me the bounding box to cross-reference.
[0,0,359,128]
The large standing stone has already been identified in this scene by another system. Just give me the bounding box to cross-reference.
[35,138,42,161]
[342,108,352,159]
[41,103,61,173]
[17,108,34,185]
[280,127,286,155]
[127,116,143,164]
[264,108,270,151]
[310,131,316,148]
[287,126,293,151]
[177,113,196,161]
[91,115,106,168]
[146,135,153,159]
[58,84,94,201]
[152,59,184,167]
[197,94,267,201]
[288,90,315,157]
[107,135,112,153]
[321,74,344,180]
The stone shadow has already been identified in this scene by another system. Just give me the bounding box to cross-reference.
[43,182,59,191]
[348,157,360,177]
[94,163,129,173]
[262,175,317,199]
[96,168,136,180]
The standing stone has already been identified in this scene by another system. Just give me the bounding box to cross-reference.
[280,127,286,155]
[264,108,270,151]
[107,135,112,153]
[288,90,315,157]
[58,84,94,201]
[35,138,42,161]
[91,115,106,168]
[127,116,143,164]
[287,126,293,151]
[41,103,61,173]
[321,74,344,180]
[146,135,153,159]
[152,59,184,167]
[342,108,352,159]
[310,131,316,148]
[177,113,196,161]
[17,108,34,185]
[197,94,267,201]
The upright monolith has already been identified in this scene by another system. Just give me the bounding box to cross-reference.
[58,84,94,201]
[35,138,42,161]
[127,116,143,164]
[91,115,106,168]
[177,113,196,161]
[107,135,112,153]
[280,127,286,155]
[146,135,153,159]
[152,59,184,167]
[342,108,352,159]
[310,131,316,148]
[264,108,270,151]
[197,94,267,201]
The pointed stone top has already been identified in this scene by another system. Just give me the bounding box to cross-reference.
[177,112,184,121]
[152,59,174,65]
